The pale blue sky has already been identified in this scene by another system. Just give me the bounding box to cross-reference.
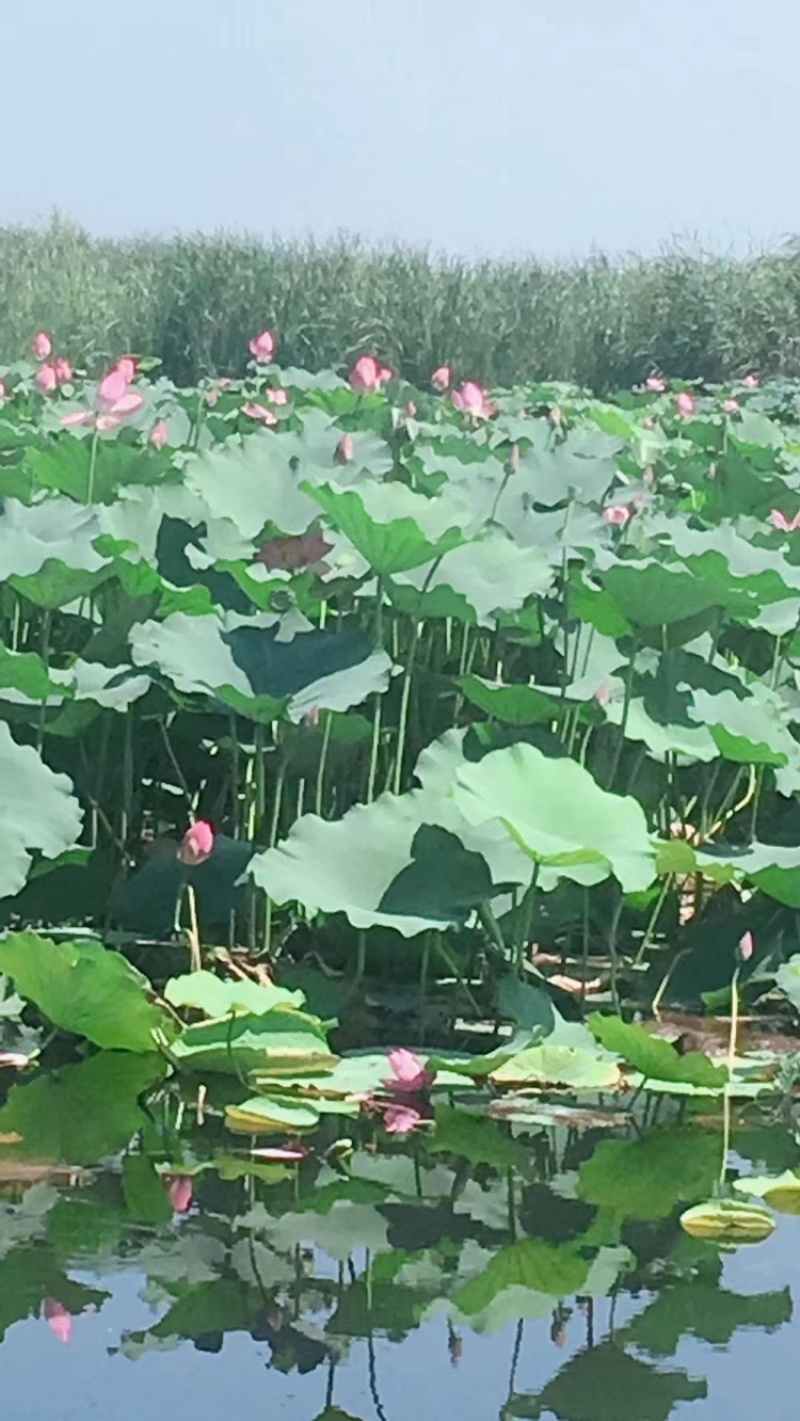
[6,0,800,257]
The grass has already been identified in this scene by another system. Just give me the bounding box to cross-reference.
[2,214,800,390]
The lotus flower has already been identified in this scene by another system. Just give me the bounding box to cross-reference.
[349,354,392,394]
[267,387,288,405]
[53,357,73,385]
[431,364,452,392]
[675,391,696,418]
[115,356,137,384]
[722,398,740,414]
[383,1103,424,1135]
[451,380,496,420]
[0,380,6,401]
[61,367,145,432]
[594,684,612,707]
[249,329,277,363]
[178,820,214,865]
[645,374,667,393]
[36,364,58,394]
[242,402,278,425]
[166,1174,193,1213]
[149,420,169,449]
[602,505,630,527]
[32,331,53,361]
[770,509,800,533]
[335,432,355,464]
[742,372,760,388]
[384,1047,434,1095]
[43,1299,72,1344]
[738,930,754,962]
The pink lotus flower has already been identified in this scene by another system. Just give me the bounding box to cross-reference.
[267,387,288,405]
[166,1174,193,1213]
[206,388,220,407]
[335,432,355,464]
[149,420,169,449]
[32,331,53,361]
[0,380,6,402]
[115,356,137,384]
[675,391,696,418]
[451,380,496,420]
[61,367,145,432]
[602,505,630,527]
[431,364,452,392]
[178,820,215,865]
[383,1103,424,1135]
[249,329,277,363]
[594,684,612,707]
[645,374,667,393]
[242,402,278,425]
[349,354,393,394]
[742,372,760,388]
[43,1299,72,1344]
[738,930,754,962]
[722,398,740,414]
[384,1047,434,1095]
[36,364,58,394]
[770,509,800,533]
[53,357,73,385]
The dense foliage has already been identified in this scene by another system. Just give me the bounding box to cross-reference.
[3,217,800,389]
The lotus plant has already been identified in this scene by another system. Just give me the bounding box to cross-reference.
[451,380,496,420]
[249,329,277,363]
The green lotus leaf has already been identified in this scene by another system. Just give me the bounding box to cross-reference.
[0,725,84,899]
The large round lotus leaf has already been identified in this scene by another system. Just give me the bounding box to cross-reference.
[453,743,657,893]
[306,481,469,575]
[249,786,532,936]
[488,1045,621,1090]
[680,1199,775,1243]
[395,533,553,625]
[598,557,725,626]
[0,932,172,1052]
[169,1007,334,1076]
[688,686,796,766]
[578,1128,720,1221]
[666,519,800,606]
[130,609,392,722]
[0,497,106,578]
[0,725,84,899]
[734,1171,800,1214]
[605,697,717,761]
[588,1014,727,1090]
[512,429,622,507]
[453,1237,590,1317]
[698,843,800,907]
[164,970,304,1018]
[458,675,562,726]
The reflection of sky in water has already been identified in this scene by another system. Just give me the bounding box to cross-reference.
[0,1219,796,1421]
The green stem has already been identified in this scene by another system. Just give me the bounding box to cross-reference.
[315,711,334,816]
[87,428,100,504]
[606,649,636,788]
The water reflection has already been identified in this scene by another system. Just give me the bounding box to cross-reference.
[0,1055,794,1419]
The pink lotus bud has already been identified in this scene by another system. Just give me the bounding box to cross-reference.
[382,1104,423,1135]
[98,368,129,408]
[53,357,73,385]
[242,402,278,425]
[349,354,393,394]
[722,398,740,414]
[595,684,612,707]
[384,1047,434,1094]
[115,356,137,384]
[249,329,277,363]
[738,930,754,962]
[267,387,288,405]
[32,331,53,361]
[149,420,169,449]
[166,1174,194,1213]
[43,1299,72,1344]
[206,388,220,406]
[675,391,696,418]
[602,505,630,527]
[335,432,355,464]
[36,364,58,394]
[645,374,667,393]
[178,820,215,865]
[405,400,417,417]
[0,380,6,401]
[431,364,452,392]
[743,372,760,388]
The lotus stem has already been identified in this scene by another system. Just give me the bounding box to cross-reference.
[314,710,333,816]
[187,885,202,972]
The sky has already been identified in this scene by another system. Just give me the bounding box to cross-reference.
[6,0,800,260]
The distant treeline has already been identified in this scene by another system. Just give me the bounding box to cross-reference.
[1,215,799,390]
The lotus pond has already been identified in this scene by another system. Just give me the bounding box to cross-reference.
[5,341,800,1412]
